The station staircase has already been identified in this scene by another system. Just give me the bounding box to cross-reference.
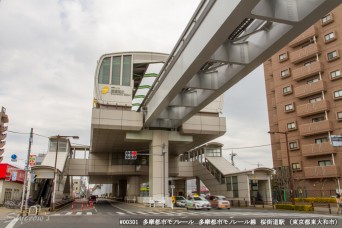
[189,157,240,197]
[32,149,73,207]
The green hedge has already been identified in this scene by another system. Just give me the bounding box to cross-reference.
[275,204,313,211]
[294,197,336,203]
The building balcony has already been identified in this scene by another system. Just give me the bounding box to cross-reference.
[289,26,317,48]
[0,125,7,132]
[304,165,340,179]
[292,62,323,81]
[302,142,336,157]
[0,114,8,124]
[271,97,276,108]
[291,43,321,64]
[299,120,332,137]
[0,133,6,141]
[0,140,5,148]
[294,80,326,99]
[297,100,329,117]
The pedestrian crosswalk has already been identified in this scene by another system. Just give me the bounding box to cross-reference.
[51,210,340,218]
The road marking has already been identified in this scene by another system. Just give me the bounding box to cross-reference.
[116,212,125,215]
[76,212,82,216]
[86,212,92,215]
[66,212,72,215]
[52,214,61,216]
[148,212,159,215]
[136,212,148,215]
[5,218,18,228]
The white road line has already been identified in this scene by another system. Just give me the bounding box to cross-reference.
[136,212,148,215]
[116,212,126,215]
[76,212,82,216]
[148,212,159,215]
[86,212,92,215]
[65,212,72,215]
[5,218,19,228]
[126,211,135,214]
[52,214,61,216]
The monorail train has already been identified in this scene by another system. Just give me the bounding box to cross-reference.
[93,51,224,113]
[93,52,169,109]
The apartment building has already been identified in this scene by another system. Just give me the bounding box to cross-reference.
[264,4,342,198]
[0,107,9,163]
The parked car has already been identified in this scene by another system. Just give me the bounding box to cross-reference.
[175,196,186,207]
[88,195,97,204]
[186,196,211,210]
[208,195,231,209]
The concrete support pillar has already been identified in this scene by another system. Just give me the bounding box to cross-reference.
[127,176,140,196]
[112,183,118,197]
[196,176,201,195]
[149,130,169,199]
[118,180,127,198]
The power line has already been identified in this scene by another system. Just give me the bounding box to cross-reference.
[222,143,274,150]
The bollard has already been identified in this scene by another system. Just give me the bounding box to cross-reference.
[328,203,331,214]
[262,201,265,208]
[238,200,240,207]
[72,204,74,212]
[82,204,84,210]
[245,200,247,207]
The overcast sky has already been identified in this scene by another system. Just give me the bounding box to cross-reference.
[0,0,272,170]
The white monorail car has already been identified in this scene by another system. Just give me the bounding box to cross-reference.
[94,52,169,108]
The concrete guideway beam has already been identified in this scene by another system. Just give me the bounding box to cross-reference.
[143,0,341,129]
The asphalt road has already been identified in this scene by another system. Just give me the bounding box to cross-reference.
[0,199,340,228]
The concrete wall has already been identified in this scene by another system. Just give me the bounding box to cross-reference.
[0,180,23,204]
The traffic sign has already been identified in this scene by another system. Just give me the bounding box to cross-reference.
[11,154,17,162]
[29,155,36,167]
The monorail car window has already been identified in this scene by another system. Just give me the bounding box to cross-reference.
[111,56,121,85]
[122,55,132,86]
[98,57,110,84]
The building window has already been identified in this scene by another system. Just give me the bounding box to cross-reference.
[318,160,332,166]
[321,13,333,26]
[292,163,301,171]
[312,116,325,122]
[283,85,292,95]
[324,32,336,43]
[309,96,322,103]
[281,68,290,78]
[334,90,342,100]
[330,70,341,80]
[284,103,294,112]
[327,50,339,62]
[289,141,299,150]
[232,176,239,198]
[279,52,288,62]
[122,55,132,86]
[98,57,111,84]
[315,137,328,144]
[337,111,342,121]
[287,122,296,131]
[49,140,68,152]
[226,176,232,191]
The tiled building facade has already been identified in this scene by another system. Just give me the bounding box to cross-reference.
[264,4,342,199]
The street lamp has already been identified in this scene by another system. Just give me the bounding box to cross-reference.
[268,131,295,205]
[50,135,79,211]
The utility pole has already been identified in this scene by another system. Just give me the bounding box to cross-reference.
[20,128,33,216]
